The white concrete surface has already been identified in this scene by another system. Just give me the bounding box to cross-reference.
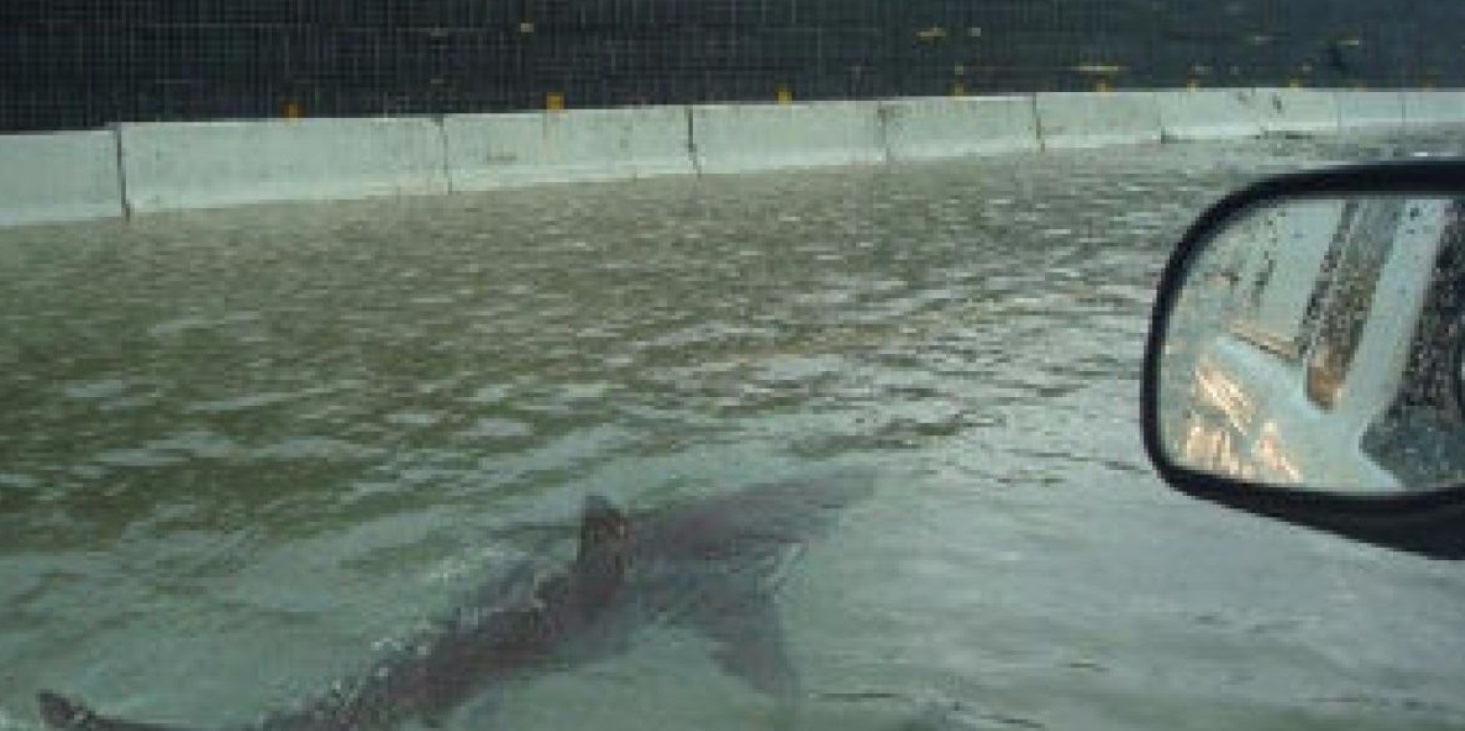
[880,96,1040,162]
[119,117,450,213]
[690,101,886,174]
[445,106,695,190]
[1402,91,1465,128]
[1246,88,1340,136]
[1157,89,1264,141]
[8,87,1465,228]
[0,130,125,227]
[1034,91,1163,149]
[1334,90,1406,130]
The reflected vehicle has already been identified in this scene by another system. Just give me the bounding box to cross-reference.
[1143,161,1465,559]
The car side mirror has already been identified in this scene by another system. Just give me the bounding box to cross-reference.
[1143,161,1465,559]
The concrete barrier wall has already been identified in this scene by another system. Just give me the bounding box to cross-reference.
[0,130,125,227]
[691,102,886,174]
[445,106,694,191]
[880,96,1040,162]
[1034,91,1163,149]
[1335,90,1406,130]
[1157,89,1264,141]
[9,88,1465,229]
[1247,88,1340,135]
[1403,91,1465,127]
[119,117,449,213]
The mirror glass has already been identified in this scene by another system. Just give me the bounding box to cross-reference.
[1158,193,1465,493]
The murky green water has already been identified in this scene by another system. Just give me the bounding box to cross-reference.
[4,133,1465,731]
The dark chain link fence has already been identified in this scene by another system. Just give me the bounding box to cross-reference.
[3,0,1464,133]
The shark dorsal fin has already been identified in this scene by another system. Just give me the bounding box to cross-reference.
[573,495,630,604]
[577,495,628,562]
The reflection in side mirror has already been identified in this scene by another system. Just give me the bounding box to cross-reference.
[1155,192,1465,493]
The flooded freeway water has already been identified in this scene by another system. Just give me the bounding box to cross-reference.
[3,133,1465,731]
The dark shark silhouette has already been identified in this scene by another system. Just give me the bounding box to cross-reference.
[37,476,872,731]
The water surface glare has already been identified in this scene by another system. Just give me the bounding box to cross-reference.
[3,134,1465,731]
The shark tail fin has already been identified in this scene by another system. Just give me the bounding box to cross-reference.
[38,692,99,731]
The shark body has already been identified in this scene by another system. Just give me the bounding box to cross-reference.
[38,476,871,731]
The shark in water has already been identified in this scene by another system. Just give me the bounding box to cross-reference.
[37,476,872,731]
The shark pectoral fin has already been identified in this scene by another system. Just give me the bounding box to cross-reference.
[688,592,802,704]
[36,693,192,731]
[429,687,503,731]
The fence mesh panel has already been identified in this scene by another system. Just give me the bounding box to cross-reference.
[3,0,1463,132]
